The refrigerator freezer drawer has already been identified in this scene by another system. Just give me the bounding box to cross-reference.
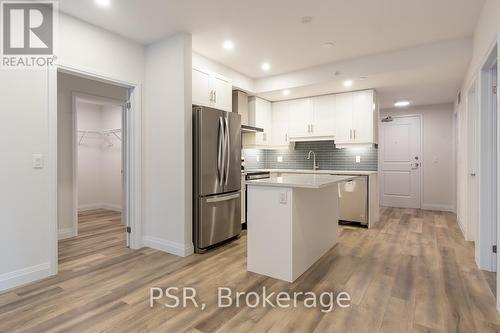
[339,177,368,224]
[197,191,241,249]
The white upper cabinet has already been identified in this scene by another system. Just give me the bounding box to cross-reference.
[192,67,232,112]
[192,68,211,106]
[244,97,272,147]
[287,98,313,138]
[311,94,336,138]
[269,89,377,147]
[271,100,291,147]
[335,92,354,144]
[352,90,375,143]
[210,75,232,111]
[335,89,377,145]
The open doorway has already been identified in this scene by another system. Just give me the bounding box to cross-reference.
[57,71,133,270]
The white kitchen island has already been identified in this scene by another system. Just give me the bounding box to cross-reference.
[246,174,354,282]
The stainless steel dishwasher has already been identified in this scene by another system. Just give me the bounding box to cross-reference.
[334,175,368,225]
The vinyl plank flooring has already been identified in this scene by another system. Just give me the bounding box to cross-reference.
[1,208,499,332]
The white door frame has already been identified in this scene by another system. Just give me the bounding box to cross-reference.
[71,92,128,240]
[477,42,498,273]
[49,64,142,276]
[378,113,424,209]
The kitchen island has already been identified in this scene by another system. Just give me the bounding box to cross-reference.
[246,174,354,282]
[247,169,380,228]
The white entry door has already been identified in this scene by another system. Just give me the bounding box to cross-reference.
[380,116,422,208]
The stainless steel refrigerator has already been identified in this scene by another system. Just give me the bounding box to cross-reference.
[193,105,241,253]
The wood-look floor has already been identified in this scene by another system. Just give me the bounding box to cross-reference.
[1,208,500,332]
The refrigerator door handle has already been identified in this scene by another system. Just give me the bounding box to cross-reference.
[217,117,224,185]
[206,192,240,203]
[224,116,230,185]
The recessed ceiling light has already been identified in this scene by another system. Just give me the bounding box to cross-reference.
[223,40,234,50]
[394,100,411,107]
[282,89,291,96]
[301,16,313,24]
[261,62,271,71]
[95,0,111,7]
[343,80,353,87]
[322,42,335,49]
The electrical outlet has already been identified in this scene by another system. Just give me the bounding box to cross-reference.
[279,192,287,204]
[32,154,43,169]
[277,156,283,163]
[356,155,361,163]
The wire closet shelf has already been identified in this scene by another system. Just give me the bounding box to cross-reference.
[77,128,122,147]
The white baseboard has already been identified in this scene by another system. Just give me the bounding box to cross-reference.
[58,227,75,240]
[143,236,194,257]
[78,203,122,212]
[0,262,52,292]
[422,203,456,213]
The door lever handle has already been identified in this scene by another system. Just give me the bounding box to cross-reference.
[470,173,476,177]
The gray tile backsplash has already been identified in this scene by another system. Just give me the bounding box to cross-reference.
[242,141,378,171]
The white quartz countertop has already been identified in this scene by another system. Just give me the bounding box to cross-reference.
[246,174,356,189]
[246,169,377,176]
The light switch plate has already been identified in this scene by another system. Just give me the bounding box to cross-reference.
[32,154,43,169]
[256,155,260,162]
[356,155,361,163]
[279,192,287,204]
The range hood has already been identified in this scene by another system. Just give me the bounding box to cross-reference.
[233,90,264,133]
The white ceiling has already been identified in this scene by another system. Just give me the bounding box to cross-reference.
[255,38,472,108]
[59,0,484,79]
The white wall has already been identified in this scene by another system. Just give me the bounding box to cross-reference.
[381,103,456,212]
[100,105,123,211]
[77,103,105,209]
[462,0,500,90]
[0,13,145,291]
[58,14,144,85]
[0,69,55,290]
[455,0,499,232]
[143,33,194,256]
[77,103,122,212]
[453,0,499,297]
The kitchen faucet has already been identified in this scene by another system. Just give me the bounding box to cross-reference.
[307,151,319,170]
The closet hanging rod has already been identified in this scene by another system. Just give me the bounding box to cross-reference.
[77,128,122,145]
